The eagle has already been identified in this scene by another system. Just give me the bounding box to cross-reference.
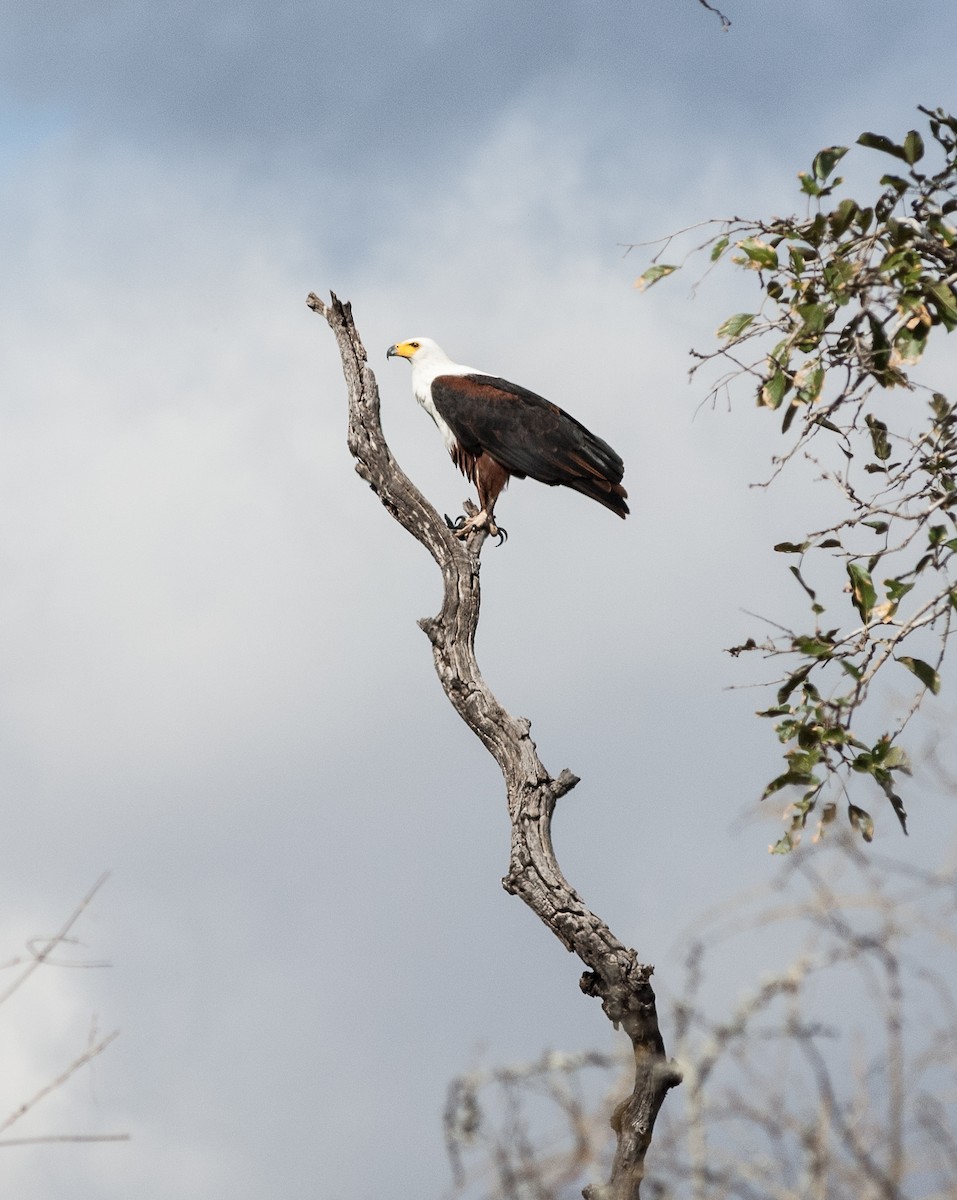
[386,337,628,541]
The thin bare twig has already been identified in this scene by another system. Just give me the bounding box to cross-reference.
[0,1029,121,1137]
[0,874,110,1008]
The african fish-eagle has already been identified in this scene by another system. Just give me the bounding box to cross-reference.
[386,337,628,540]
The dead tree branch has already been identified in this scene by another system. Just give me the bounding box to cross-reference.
[308,291,679,1198]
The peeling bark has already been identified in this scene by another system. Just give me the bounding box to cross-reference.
[309,292,680,1198]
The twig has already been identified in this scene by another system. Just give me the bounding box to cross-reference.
[0,874,110,1008]
[0,1029,121,1136]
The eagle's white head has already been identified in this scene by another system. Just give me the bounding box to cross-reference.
[386,337,449,366]
[387,335,479,393]
[387,336,481,452]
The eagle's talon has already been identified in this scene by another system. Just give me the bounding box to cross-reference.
[493,525,508,545]
[444,513,466,530]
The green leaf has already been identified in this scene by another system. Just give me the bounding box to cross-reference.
[865,413,891,460]
[903,129,925,164]
[927,281,957,331]
[884,577,915,605]
[812,144,849,182]
[882,743,911,773]
[796,302,830,335]
[736,237,778,270]
[896,656,942,695]
[796,364,825,405]
[799,172,823,198]
[777,663,813,705]
[635,263,678,292]
[710,236,729,262]
[717,312,756,340]
[760,370,790,410]
[774,541,809,554]
[770,832,796,855]
[894,323,928,366]
[857,131,909,161]
[828,198,859,238]
[867,314,900,385]
[847,562,877,622]
[762,769,819,800]
[880,174,911,196]
[793,635,835,659]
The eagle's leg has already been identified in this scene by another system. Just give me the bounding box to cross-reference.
[451,456,509,544]
[451,508,507,544]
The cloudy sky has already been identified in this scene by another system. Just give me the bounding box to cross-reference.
[2,2,956,1196]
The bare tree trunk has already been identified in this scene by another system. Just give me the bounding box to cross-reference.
[308,292,680,1199]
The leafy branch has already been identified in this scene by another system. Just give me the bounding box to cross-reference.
[637,106,957,850]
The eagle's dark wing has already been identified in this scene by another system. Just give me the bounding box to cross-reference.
[431,373,629,517]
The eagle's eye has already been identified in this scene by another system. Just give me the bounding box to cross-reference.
[410,341,420,349]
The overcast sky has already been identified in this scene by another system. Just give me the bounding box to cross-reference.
[2,3,957,1197]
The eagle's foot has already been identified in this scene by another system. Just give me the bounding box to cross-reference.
[450,509,508,545]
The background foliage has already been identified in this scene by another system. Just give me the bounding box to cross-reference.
[641,106,957,850]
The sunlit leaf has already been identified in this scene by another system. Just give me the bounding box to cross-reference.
[710,236,729,262]
[760,370,790,410]
[635,263,678,291]
[736,237,778,270]
[717,312,756,339]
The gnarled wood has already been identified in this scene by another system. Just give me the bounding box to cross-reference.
[308,291,680,1198]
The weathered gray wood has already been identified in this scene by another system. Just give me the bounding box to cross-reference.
[309,291,680,1198]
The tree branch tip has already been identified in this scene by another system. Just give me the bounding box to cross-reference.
[305,291,328,317]
[552,769,581,799]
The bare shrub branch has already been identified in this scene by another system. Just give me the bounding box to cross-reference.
[0,878,125,1150]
